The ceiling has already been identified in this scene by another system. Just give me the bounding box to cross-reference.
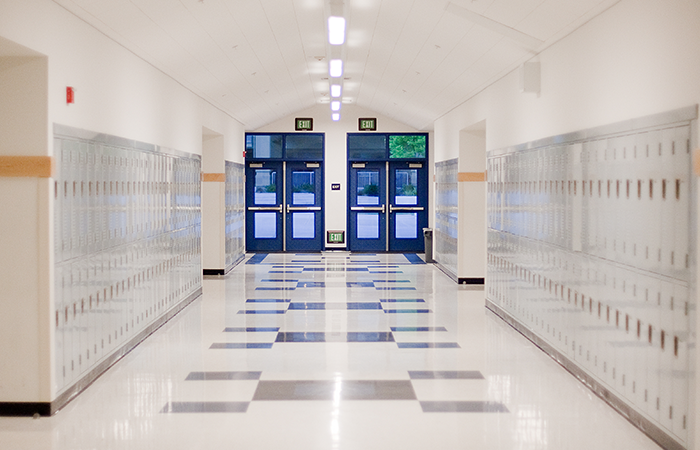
[52,0,619,131]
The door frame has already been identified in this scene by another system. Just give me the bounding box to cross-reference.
[244,132,325,253]
[346,132,429,253]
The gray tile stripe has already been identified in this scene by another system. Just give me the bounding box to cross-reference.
[186,371,262,380]
[408,371,484,379]
[161,402,249,413]
[420,401,509,413]
[252,380,417,401]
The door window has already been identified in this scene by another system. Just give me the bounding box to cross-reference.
[292,171,315,205]
[254,212,277,239]
[357,213,380,239]
[394,169,418,205]
[357,171,380,206]
[254,169,277,205]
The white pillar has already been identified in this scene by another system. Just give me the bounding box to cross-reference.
[0,51,53,407]
[457,126,487,283]
[201,130,226,273]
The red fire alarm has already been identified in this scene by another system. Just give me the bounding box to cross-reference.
[66,87,74,104]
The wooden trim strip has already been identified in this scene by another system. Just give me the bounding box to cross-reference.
[0,156,54,178]
[458,171,487,182]
[201,173,226,182]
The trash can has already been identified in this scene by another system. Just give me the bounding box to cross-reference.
[423,228,433,263]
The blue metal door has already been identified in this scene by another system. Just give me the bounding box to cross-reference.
[348,162,387,252]
[388,161,427,252]
[245,161,283,252]
[285,161,324,252]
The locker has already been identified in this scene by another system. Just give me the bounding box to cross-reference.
[485,111,694,448]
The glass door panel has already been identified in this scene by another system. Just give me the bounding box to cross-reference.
[389,162,427,252]
[246,162,283,251]
[285,162,324,252]
[348,162,386,252]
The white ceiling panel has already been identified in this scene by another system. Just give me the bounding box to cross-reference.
[52,0,616,130]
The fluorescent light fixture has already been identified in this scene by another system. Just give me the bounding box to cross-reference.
[332,113,340,121]
[328,16,346,45]
[330,85,342,98]
[331,101,341,111]
[329,59,343,78]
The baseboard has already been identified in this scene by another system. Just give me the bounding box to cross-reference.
[485,298,685,450]
[0,402,51,417]
[433,260,458,282]
[203,269,225,275]
[458,277,484,285]
[0,287,202,417]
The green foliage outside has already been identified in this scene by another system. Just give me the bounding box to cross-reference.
[360,184,379,196]
[389,135,426,158]
[255,184,277,193]
[401,184,417,196]
[293,183,314,193]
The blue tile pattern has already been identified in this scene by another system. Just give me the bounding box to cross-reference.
[224,327,281,332]
[255,287,296,291]
[397,343,461,349]
[245,299,290,303]
[403,254,426,264]
[296,281,326,288]
[381,299,426,303]
[246,254,268,265]
[391,326,446,332]
[210,343,274,349]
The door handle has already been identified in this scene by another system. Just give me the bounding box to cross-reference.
[350,205,386,213]
[389,205,424,212]
[248,204,283,212]
[287,205,322,213]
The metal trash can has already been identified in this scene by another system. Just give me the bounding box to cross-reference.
[422,228,433,263]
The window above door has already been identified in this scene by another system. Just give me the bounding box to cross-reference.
[347,133,428,161]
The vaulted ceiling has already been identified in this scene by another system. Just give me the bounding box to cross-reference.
[53,0,618,130]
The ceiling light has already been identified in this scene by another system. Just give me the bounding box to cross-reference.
[331,101,341,111]
[329,59,343,78]
[332,113,340,121]
[328,16,346,45]
[330,85,342,98]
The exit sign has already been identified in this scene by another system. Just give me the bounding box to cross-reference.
[358,118,377,131]
[295,118,314,131]
[327,231,345,244]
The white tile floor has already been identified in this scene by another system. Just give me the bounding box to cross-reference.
[0,253,662,449]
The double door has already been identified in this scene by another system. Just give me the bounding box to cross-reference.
[348,161,428,252]
[245,161,324,252]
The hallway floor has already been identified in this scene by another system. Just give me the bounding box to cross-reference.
[0,253,661,449]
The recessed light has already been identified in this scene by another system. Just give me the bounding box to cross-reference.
[328,16,346,45]
[329,59,343,78]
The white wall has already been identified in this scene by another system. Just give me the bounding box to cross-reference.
[433,0,700,446]
[0,0,245,404]
[255,103,420,246]
[435,0,700,160]
[0,0,246,160]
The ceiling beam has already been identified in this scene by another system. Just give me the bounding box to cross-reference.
[445,2,543,52]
